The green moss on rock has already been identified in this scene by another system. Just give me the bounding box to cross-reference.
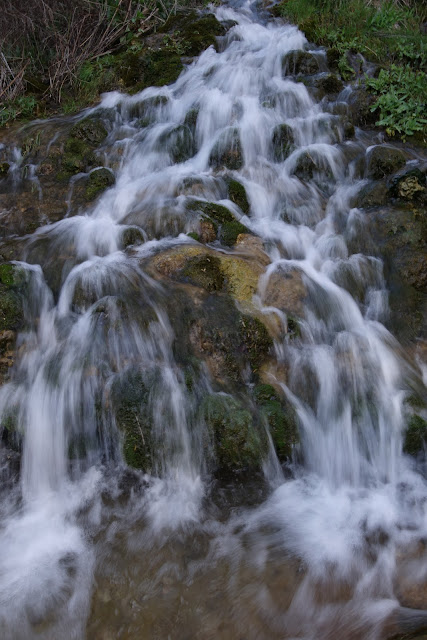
[209,128,243,170]
[0,264,25,333]
[272,124,294,162]
[0,162,10,177]
[282,50,319,76]
[70,118,108,145]
[366,146,407,180]
[254,384,298,459]
[404,414,427,457]
[111,369,155,470]
[238,315,272,372]
[85,168,115,201]
[228,179,250,214]
[182,254,224,292]
[187,200,250,246]
[203,394,266,469]
[159,124,196,164]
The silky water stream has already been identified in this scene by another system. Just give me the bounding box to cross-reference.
[0,1,427,638]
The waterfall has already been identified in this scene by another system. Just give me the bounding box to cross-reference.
[0,1,426,638]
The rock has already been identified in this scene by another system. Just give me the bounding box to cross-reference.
[370,204,427,342]
[272,124,294,162]
[159,11,227,56]
[366,146,407,180]
[126,95,169,122]
[202,394,267,470]
[199,218,217,243]
[0,263,26,383]
[389,168,426,202]
[227,179,250,214]
[315,73,344,98]
[0,264,25,332]
[404,414,427,457]
[120,226,145,248]
[347,88,377,127]
[293,151,317,181]
[159,124,196,164]
[254,384,298,459]
[70,118,108,145]
[0,163,10,177]
[262,268,307,318]
[111,368,156,471]
[85,168,115,201]
[187,199,250,246]
[182,254,225,292]
[150,244,265,307]
[282,50,319,76]
[356,181,388,208]
[209,128,243,171]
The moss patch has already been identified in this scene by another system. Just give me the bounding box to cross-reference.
[85,168,115,201]
[228,179,250,214]
[111,369,155,471]
[404,414,427,457]
[254,384,298,459]
[203,394,267,470]
[182,254,224,292]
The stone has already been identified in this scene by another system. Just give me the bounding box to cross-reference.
[263,268,307,317]
[366,146,407,180]
[209,128,243,171]
[282,50,319,76]
[271,124,294,162]
[85,168,115,201]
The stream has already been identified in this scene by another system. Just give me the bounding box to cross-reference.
[0,1,427,639]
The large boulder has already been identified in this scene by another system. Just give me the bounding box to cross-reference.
[282,50,319,76]
[366,146,407,180]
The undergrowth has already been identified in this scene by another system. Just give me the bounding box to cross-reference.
[275,0,427,139]
[0,0,198,126]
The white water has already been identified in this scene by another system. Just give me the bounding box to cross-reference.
[0,1,426,638]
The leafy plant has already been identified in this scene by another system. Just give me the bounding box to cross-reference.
[366,65,427,138]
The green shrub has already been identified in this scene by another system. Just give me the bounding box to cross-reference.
[366,65,427,138]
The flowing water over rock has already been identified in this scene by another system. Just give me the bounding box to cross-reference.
[0,1,427,639]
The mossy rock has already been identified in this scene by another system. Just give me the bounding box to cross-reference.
[0,264,26,333]
[122,49,184,91]
[127,95,169,122]
[227,179,250,214]
[187,200,250,246]
[389,168,426,202]
[404,414,427,457]
[209,128,243,171]
[315,74,344,98]
[254,384,298,459]
[85,168,115,201]
[282,50,319,76]
[356,181,388,208]
[184,107,199,131]
[238,315,272,371]
[366,146,407,180]
[111,368,156,471]
[159,124,196,164]
[272,124,294,162]
[347,88,378,127]
[70,118,108,145]
[202,394,267,470]
[58,133,98,179]
[121,226,145,248]
[293,151,317,181]
[182,254,224,292]
[0,163,10,177]
[160,11,227,57]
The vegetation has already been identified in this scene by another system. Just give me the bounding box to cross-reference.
[0,0,199,126]
[274,0,427,139]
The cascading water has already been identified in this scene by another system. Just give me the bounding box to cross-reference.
[0,1,426,638]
